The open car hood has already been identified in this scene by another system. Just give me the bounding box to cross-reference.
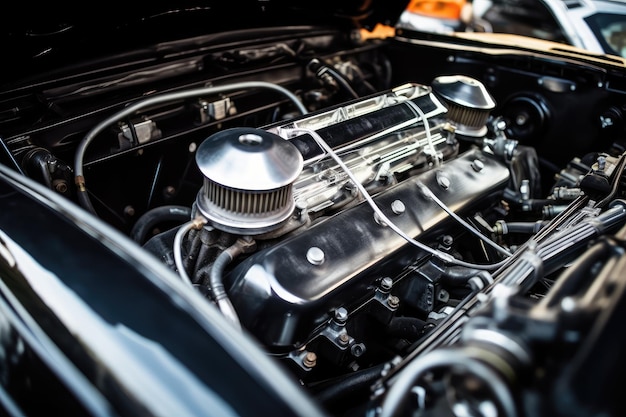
[0,0,408,87]
[2,1,626,416]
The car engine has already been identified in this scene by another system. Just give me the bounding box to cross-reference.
[2,26,626,417]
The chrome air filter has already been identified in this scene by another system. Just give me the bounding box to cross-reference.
[432,75,496,137]
[195,127,303,234]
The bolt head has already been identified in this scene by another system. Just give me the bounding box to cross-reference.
[307,247,325,265]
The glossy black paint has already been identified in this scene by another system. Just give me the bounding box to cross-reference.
[0,164,326,417]
[228,150,510,348]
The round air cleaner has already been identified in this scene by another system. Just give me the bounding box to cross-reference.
[432,75,496,137]
[195,127,303,234]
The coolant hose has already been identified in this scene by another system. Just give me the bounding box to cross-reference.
[130,205,192,244]
[440,267,494,290]
[314,363,388,407]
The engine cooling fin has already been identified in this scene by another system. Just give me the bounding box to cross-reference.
[195,127,303,234]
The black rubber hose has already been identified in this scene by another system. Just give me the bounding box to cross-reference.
[308,58,359,100]
[440,267,494,291]
[387,316,428,340]
[313,363,387,407]
[539,239,614,310]
[130,205,191,244]
[501,221,546,234]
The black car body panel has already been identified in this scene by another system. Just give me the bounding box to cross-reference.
[0,164,325,417]
[1,2,626,417]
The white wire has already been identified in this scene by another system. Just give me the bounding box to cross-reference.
[405,99,440,163]
[408,98,511,258]
[416,180,513,257]
[282,126,508,271]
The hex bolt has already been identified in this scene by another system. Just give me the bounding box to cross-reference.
[351,343,366,357]
[437,174,450,190]
[307,247,325,265]
[163,185,176,198]
[338,333,350,346]
[471,159,484,172]
[344,181,358,196]
[380,277,393,291]
[391,200,405,215]
[303,351,317,368]
[334,307,348,323]
[296,199,309,222]
[438,235,453,251]
[387,295,400,309]
[374,212,388,227]
[53,180,68,194]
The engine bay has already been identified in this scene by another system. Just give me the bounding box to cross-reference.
[2,27,626,417]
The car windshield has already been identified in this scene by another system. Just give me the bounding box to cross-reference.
[586,12,626,57]
[473,0,570,43]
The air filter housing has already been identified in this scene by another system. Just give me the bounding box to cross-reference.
[195,127,303,235]
[432,75,496,137]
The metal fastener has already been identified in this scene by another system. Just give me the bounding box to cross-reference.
[471,159,484,172]
[303,351,317,368]
[597,156,606,171]
[437,174,450,190]
[334,307,348,323]
[380,277,393,291]
[351,343,366,357]
[307,247,325,265]
[387,295,400,308]
[391,200,405,215]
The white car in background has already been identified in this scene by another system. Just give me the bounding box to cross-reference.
[472,0,626,57]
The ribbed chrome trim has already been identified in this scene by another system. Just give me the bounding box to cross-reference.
[446,103,490,128]
[205,179,292,216]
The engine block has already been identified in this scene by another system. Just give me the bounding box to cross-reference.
[226,148,510,348]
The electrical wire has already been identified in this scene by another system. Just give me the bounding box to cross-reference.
[408,102,512,256]
[417,181,513,257]
[281,126,508,271]
[406,99,439,162]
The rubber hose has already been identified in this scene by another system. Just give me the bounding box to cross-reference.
[130,205,191,244]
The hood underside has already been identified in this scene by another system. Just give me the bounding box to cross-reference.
[0,1,408,88]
